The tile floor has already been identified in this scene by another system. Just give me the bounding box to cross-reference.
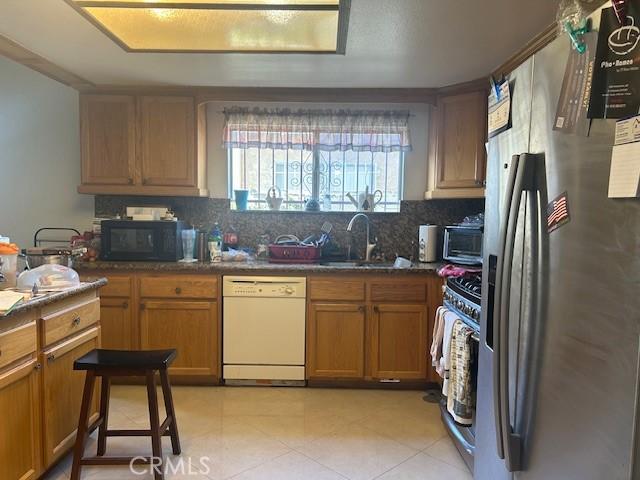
[44,386,471,480]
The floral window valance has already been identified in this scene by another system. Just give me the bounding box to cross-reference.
[222,107,412,153]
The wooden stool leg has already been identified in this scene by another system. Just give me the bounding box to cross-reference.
[146,371,164,480]
[160,369,181,455]
[97,375,111,456]
[70,371,96,480]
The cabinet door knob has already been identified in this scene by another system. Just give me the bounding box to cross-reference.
[122,301,129,308]
[35,363,42,371]
[142,178,149,185]
[358,305,365,313]
[71,317,81,327]
[175,287,182,294]
[47,354,56,363]
[373,306,380,313]
[140,303,146,310]
[128,177,134,185]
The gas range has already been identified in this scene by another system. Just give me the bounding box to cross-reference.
[447,275,482,304]
[443,275,482,327]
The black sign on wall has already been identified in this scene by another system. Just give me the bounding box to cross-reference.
[588,3,640,118]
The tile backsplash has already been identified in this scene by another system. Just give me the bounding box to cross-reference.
[95,196,484,261]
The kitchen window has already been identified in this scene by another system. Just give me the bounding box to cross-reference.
[229,147,404,212]
[224,108,411,212]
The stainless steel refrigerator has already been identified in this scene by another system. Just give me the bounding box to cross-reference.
[475,6,640,480]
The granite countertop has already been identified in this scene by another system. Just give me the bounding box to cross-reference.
[74,260,443,275]
[1,278,108,319]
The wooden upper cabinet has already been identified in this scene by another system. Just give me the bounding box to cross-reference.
[426,89,487,199]
[78,94,208,197]
[139,96,196,188]
[80,95,136,186]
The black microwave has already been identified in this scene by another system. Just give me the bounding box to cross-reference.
[100,220,185,261]
[443,225,483,266]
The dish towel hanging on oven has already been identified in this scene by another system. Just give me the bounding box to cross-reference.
[440,310,458,393]
[430,306,446,371]
[446,320,476,426]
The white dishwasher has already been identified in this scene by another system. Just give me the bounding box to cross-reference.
[223,276,306,384]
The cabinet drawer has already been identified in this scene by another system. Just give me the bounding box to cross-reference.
[370,282,427,303]
[42,298,100,347]
[0,322,37,371]
[99,275,132,297]
[139,276,218,299]
[309,279,365,302]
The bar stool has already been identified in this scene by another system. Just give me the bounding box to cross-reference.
[70,349,181,480]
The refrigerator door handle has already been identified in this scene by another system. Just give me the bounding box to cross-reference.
[492,153,521,460]
[499,153,538,472]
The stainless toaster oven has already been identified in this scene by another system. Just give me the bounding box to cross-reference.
[443,225,483,266]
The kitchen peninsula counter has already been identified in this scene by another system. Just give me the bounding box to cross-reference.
[0,278,107,324]
[0,277,105,480]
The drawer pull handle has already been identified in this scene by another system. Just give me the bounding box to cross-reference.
[122,301,129,308]
[47,354,56,363]
[71,317,81,327]
[175,287,182,294]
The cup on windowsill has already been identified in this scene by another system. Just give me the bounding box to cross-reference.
[234,189,249,211]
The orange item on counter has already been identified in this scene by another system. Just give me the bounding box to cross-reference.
[0,242,19,254]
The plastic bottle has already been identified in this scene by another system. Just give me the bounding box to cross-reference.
[208,223,223,263]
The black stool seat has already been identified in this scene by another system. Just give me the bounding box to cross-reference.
[70,349,181,480]
[74,349,177,371]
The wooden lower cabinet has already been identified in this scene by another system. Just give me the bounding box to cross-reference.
[0,359,41,480]
[100,297,134,350]
[307,275,442,385]
[140,300,217,378]
[41,327,100,467]
[370,304,428,380]
[307,303,366,379]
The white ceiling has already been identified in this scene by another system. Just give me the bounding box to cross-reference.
[0,0,560,87]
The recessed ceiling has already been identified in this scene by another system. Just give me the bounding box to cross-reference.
[0,0,561,88]
[65,0,348,53]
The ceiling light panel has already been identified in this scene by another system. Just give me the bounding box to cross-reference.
[67,1,347,53]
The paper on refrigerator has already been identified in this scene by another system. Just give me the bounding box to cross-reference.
[608,115,640,198]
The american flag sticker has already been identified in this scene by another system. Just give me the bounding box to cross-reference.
[547,192,571,233]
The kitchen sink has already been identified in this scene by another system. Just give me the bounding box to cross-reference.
[319,261,362,267]
[319,261,401,268]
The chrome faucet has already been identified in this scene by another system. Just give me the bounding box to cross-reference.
[346,213,376,262]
